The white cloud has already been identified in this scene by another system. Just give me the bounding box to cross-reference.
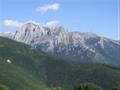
[36,3,60,13]
[46,20,60,26]
[24,20,42,25]
[45,20,61,29]
[3,19,61,30]
[3,20,23,29]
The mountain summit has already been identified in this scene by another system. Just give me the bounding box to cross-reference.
[1,22,120,66]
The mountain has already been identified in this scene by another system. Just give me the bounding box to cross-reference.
[0,22,120,67]
[0,37,120,90]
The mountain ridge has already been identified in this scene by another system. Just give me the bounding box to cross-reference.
[0,22,120,67]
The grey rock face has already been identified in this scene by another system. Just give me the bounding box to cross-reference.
[0,32,14,39]
[1,22,120,66]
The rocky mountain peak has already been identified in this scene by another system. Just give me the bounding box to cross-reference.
[0,22,120,66]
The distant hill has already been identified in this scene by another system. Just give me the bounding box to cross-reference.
[0,37,120,90]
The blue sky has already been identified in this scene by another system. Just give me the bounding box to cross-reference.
[0,0,119,40]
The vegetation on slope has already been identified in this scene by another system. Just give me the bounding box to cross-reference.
[0,37,120,90]
[74,82,103,90]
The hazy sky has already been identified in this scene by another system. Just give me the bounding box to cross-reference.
[0,0,119,40]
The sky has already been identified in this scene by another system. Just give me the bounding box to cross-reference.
[0,0,119,40]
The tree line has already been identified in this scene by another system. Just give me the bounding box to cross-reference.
[0,82,120,90]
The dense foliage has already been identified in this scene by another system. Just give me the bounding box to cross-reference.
[111,85,120,90]
[74,83,102,90]
[0,84,9,90]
